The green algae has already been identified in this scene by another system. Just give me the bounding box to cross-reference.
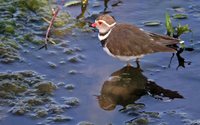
[68,56,80,63]
[62,97,80,106]
[64,84,75,90]
[0,71,52,99]
[64,0,82,7]
[46,115,73,122]
[32,108,48,118]
[63,47,82,55]
[63,48,75,55]
[54,19,68,27]
[0,70,77,123]
[57,82,65,86]
[0,20,16,34]
[68,69,78,74]
[5,25,15,34]
[34,81,57,94]
[6,40,20,50]
[0,82,27,94]
[47,61,57,68]
[77,121,94,125]
[126,117,149,125]
[172,14,188,19]
[0,44,20,63]
[143,20,161,26]
[144,112,160,118]
[123,103,145,112]
[0,0,79,64]
[26,97,44,106]
[0,0,90,64]
[24,0,45,12]
[9,106,28,115]
[59,60,66,64]
[0,0,49,63]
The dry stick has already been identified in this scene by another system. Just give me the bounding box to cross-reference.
[39,6,60,50]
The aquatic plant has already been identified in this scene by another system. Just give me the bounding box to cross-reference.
[165,12,193,69]
[165,12,192,38]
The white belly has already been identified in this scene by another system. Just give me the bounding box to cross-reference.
[103,47,144,62]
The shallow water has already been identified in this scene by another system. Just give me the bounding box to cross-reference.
[1,0,200,125]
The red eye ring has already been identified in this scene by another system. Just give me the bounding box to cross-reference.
[98,21,102,25]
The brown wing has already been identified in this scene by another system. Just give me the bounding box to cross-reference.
[147,32,180,46]
[106,24,176,56]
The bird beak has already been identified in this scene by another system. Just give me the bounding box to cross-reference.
[91,23,97,28]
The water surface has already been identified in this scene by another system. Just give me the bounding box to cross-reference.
[1,0,200,125]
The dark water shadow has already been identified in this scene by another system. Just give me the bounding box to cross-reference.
[76,0,88,19]
[76,0,122,20]
[96,63,183,111]
[168,47,193,70]
[103,0,122,13]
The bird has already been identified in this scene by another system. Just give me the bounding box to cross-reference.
[91,14,181,65]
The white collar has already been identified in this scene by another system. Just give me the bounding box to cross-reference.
[97,21,116,41]
[98,29,112,41]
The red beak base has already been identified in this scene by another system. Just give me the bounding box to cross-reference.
[91,23,97,28]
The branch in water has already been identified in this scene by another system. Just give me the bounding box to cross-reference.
[40,6,60,50]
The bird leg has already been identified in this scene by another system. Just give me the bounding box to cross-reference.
[126,58,141,68]
[136,58,140,69]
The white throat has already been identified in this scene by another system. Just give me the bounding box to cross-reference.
[96,21,116,41]
[98,29,112,41]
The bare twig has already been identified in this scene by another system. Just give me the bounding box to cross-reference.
[39,6,60,50]
[45,7,60,42]
[39,0,68,50]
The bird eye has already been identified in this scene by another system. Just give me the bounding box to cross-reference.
[98,22,102,25]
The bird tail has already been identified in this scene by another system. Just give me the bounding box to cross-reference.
[148,32,180,46]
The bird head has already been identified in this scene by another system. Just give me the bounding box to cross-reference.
[91,14,116,34]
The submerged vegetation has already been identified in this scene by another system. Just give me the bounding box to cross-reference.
[0,71,55,114]
[0,1,87,123]
[0,0,91,63]
[0,70,82,124]
[0,0,198,125]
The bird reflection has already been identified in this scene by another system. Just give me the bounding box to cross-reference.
[97,63,183,111]
[104,0,109,12]
[103,0,122,12]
